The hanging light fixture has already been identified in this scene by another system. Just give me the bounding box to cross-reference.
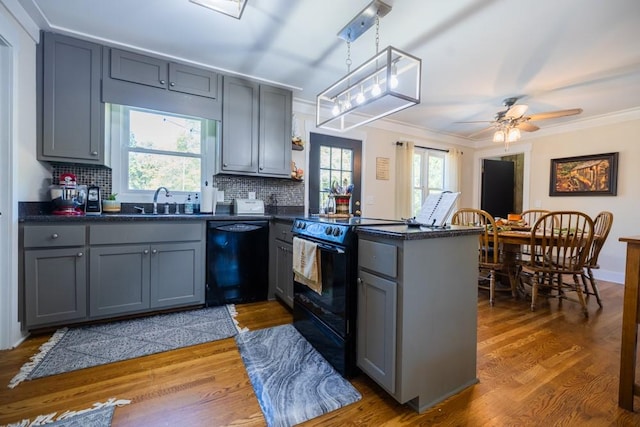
[316,0,422,132]
[493,123,521,150]
[189,0,247,19]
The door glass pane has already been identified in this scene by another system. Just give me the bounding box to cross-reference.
[342,150,352,171]
[331,147,342,169]
[320,146,331,168]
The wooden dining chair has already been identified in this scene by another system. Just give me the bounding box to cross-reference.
[580,211,614,307]
[518,211,594,317]
[451,208,514,306]
[520,209,550,261]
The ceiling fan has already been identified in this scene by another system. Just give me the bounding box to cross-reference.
[463,97,583,140]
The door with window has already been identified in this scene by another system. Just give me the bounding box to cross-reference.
[309,133,361,215]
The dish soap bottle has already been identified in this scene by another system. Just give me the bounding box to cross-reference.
[194,193,200,214]
[184,194,194,214]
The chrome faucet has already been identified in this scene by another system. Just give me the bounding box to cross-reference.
[153,187,171,214]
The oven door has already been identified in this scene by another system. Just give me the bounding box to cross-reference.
[292,237,354,338]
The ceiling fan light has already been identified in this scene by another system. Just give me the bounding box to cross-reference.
[507,127,521,142]
[493,130,505,143]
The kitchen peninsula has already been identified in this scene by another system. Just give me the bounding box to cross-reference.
[355,224,480,413]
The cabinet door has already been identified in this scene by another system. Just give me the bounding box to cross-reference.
[221,77,259,173]
[259,85,292,177]
[90,245,150,317]
[357,270,397,394]
[110,48,168,89]
[169,63,219,99]
[150,242,204,308]
[274,242,294,308]
[41,32,104,164]
[24,247,87,327]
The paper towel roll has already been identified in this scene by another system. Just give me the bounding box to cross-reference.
[200,182,214,213]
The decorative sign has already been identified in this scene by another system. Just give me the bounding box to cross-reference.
[376,157,390,180]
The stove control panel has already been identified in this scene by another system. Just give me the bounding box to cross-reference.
[292,219,351,245]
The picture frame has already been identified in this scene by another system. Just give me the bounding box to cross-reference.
[549,152,619,196]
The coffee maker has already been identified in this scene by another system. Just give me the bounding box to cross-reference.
[50,173,86,216]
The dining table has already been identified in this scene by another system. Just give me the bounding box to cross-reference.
[491,228,533,292]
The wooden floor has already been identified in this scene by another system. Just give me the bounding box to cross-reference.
[1,281,639,426]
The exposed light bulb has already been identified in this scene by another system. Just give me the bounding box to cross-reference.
[343,96,352,111]
[390,64,399,89]
[332,101,340,116]
[371,80,381,97]
[356,86,366,104]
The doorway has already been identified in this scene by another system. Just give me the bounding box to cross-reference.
[308,133,362,215]
[473,144,531,215]
[481,159,515,218]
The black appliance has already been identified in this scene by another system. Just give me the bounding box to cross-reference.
[291,217,404,377]
[206,221,269,306]
[85,185,102,215]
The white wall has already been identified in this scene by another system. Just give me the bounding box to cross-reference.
[0,1,49,349]
[524,120,640,283]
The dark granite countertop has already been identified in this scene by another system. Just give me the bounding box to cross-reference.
[356,224,482,240]
[19,213,302,223]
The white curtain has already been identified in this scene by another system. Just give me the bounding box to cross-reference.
[446,148,463,209]
[395,141,414,219]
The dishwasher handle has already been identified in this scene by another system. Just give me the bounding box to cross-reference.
[214,223,266,233]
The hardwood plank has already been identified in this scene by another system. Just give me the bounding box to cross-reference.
[1,288,640,425]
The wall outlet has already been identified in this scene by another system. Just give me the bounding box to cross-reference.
[248,191,256,200]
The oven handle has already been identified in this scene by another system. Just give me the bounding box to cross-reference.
[295,236,345,254]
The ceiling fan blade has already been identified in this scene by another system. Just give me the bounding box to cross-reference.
[505,104,528,119]
[517,122,540,132]
[454,120,494,124]
[468,126,495,138]
[526,108,583,121]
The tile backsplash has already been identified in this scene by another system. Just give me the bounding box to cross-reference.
[50,164,304,206]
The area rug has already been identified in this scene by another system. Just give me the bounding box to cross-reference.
[9,305,245,389]
[3,397,130,427]
[236,324,361,427]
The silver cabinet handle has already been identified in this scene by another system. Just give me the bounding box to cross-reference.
[91,151,98,156]
[160,79,166,85]
[77,252,83,257]
[169,82,175,87]
[51,233,59,239]
[259,166,264,171]
[223,163,228,167]
[143,249,149,254]
[152,249,158,254]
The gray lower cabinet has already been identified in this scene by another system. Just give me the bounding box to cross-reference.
[219,76,292,178]
[22,225,88,328]
[357,232,479,413]
[269,220,294,307]
[39,32,105,165]
[89,222,205,319]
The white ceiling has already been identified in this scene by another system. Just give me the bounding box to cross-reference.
[17,0,640,145]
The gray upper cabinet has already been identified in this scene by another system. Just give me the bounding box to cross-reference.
[221,77,259,173]
[39,32,105,165]
[109,49,219,99]
[219,76,292,178]
[259,85,293,177]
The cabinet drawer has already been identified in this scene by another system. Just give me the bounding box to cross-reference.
[23,225,86,248]
[90,222,203,245]
[359,239,397,278]
[273,221,294,243]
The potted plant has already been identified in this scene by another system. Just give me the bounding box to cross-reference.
[102,193,121,213]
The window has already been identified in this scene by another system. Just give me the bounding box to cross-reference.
[109,105,217,201]
[412,149,446,216]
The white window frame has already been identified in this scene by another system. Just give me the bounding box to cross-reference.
[413,148,446,215]
[109,104,217,203]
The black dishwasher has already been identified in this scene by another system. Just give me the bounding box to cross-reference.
[206,221,269,306]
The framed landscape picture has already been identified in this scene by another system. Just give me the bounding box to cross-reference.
[549,152,618,196]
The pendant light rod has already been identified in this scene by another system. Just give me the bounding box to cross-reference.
[337,0,391,42]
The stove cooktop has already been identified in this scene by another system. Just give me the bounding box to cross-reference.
[292,217,405,246]
[306,216,405,226]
